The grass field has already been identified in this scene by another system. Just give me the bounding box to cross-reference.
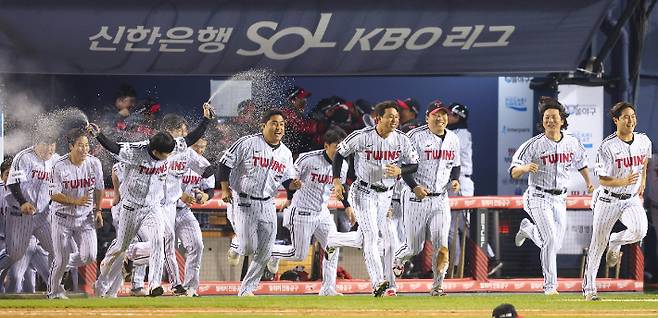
[0,293,657,317]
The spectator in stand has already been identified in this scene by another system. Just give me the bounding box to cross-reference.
[397,98,421,132]
[99,84,142,142]
[354,99,375,128]
[281,86,325,157]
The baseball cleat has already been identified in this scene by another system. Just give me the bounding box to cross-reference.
[172,284,187,296]
[129,287,148,297]
[430,287,447,296]
[325,247,337,260]
[319,289,344,296]
[393,260,405,278]
[515,218,531,247]
[148,286,164,297]
[48,293,69,299]
[384,288,397,297]
[373,281,390,297]
[266,257,280,274]
[227,249,240,267]
[239,291,255,297]
[544,289,559,296]
[606,245,621,268]
[585,293,601,301]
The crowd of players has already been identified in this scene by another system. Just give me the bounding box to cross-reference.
[0,83,652,300]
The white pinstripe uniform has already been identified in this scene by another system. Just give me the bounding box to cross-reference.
[219,133,295,296]
[175,163,215,293]
[335,126,418,290]
[394,126,460,291]
[95,140,175,296]
[270,150,348,295]
[448,128,474,269]
[0,147,58,282]
[583,132,652,296]
[511,133,588,293]
[47,154,104,298]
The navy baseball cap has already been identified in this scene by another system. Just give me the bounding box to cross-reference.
[492,304,522,318]
[426,99,450,115]
[450,102,469,120]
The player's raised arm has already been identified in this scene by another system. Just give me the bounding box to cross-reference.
[87,123,121,154]
[184,103,214,146]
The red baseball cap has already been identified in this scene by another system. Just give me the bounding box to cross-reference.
[396,98,420,114]
[287,86,311,100]
[426,99,450,115]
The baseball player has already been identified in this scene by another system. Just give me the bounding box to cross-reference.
[331,101,419,297]
[218,109,299,296]
[47,129,104,299]
[511,96,593,296]
[0,132,58,285]
[266,128,349,296]
[446,102,474,273]
[176,138,215,297]
[583,101,652,301]
[393,101,461,296]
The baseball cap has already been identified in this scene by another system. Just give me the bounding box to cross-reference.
[492,304,522,318]
[287,86,311,100]
[396,98,420,114]
[426,99,450,116]
[354,99,373,115]
[449,102,469,120]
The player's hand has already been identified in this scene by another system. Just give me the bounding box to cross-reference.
[289,179,303,190]
[86,123,101,137]
[75,193,90,206]
[525,163,539,174]
[202,102,215,119]
[384,164,401,177]
[180,193,196,206]
[344,206,356,225]
[622,172,640,186]
[95,211,104,229]
[638,182,646,197]
[111,196,120,206]
[221,187,233,204]
[195,191,210,205]
[586,184,595,194]
[413,185,429,200]
[333,179,345,201]
[20,202,36,215]
[450,180,460,193]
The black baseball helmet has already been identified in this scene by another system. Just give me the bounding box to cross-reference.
[449,102,469,120]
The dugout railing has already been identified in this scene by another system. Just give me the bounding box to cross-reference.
[88,191,644,295]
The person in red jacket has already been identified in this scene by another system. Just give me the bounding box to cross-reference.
[281,86,325,157]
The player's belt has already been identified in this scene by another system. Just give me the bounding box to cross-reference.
[463,175,472,178]
[238,193,271,201]
[392,198,401,203]
[534,186,566,195]
[358,181,393,193]
[426,192,445,197]
[603,189,633,200]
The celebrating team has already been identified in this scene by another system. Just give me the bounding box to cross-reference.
[0,95,651,300]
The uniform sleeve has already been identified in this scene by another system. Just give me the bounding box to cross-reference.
[401,135,419,165]
[453,135,461,167]
[94,159,105,190]
[116,141,148,164]
[340,162,349,184]
[7,154,31,186]
[187,149,211,175]
[593,144,614,177]
[510,138,535,170]
[219,138,247,169]
[282,152,298,181]
[49,164,63,195]
[337,131,362,157]
[573,138,588,170]
[293,154,306,180]
[201,175,216,190]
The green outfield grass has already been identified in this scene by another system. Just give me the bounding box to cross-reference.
[0,293,656,317]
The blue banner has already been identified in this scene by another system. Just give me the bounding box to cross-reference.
[0,0,612,75]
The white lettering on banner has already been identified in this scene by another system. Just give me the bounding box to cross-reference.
[89,25,233,53]
[236,13,336,60]
[88,13,516,59]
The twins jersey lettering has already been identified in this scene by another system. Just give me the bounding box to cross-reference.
[289,150,348,213]
[337,127,418,188]
[510,133,587,189]
[115,141,169,206]
[594,133,653,194]
[406,126,461,193]
[163,147,210,205]
[49,154,105,217]
[219,133,295,198]
[6,147,60,212]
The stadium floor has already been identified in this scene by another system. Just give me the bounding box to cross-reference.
[0,293,656,317]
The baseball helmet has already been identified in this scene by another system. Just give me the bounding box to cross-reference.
[449,102,469,120]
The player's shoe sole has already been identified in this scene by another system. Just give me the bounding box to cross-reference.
[172,284,187,296]
[430,288,447,296]
[544,290,559,296]
[585,293,601,301]
[515,218,532,247]
[373,281,390,297]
